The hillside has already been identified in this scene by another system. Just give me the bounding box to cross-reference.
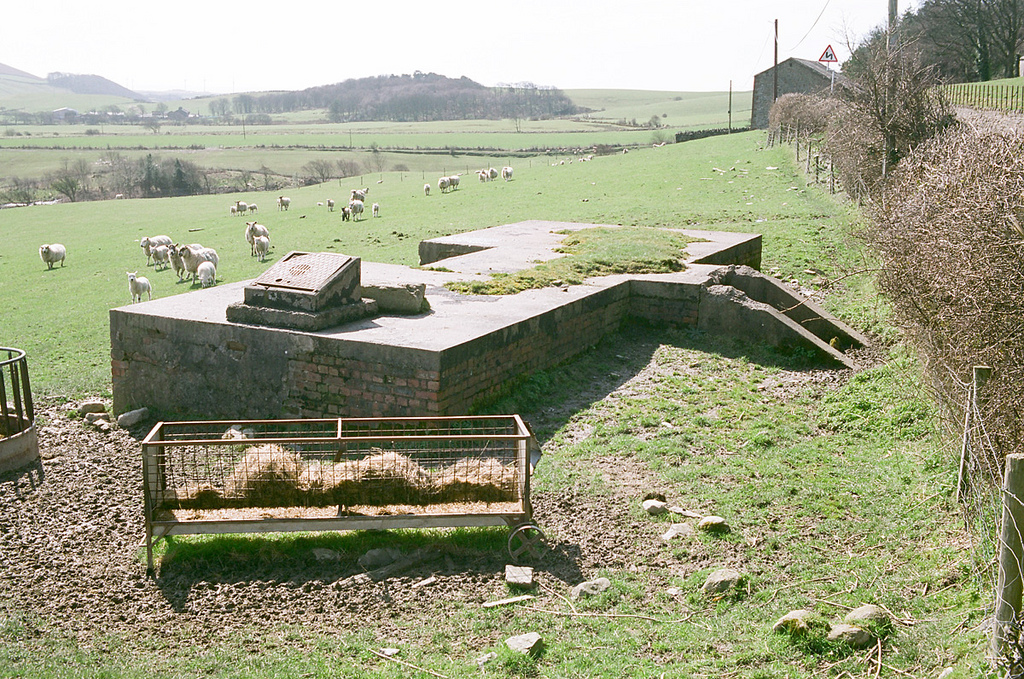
[45,72,142,99]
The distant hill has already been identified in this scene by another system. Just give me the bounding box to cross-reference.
[46,72,143,100]
[0,62,41,80]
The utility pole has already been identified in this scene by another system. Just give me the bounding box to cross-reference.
[728,80,733,132]
[773,19,779,103]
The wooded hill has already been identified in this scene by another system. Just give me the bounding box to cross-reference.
[216,72,580,122]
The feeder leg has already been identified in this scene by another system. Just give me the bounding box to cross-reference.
[508,524,546,562]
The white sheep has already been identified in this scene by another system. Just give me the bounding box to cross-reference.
[349,199,365,220]
[423,183,431,196]
[478,170,489,182]
[245,221,270,256]
[448,175,460,191]
[326,199,335,211]
[351,188,369,203]
[438,177,450,193]
[197,261,217,288]
[169,246,186,282]
[177,244,219,283]
[501,166,513,181]
[488,167,499,180]
[127,271,152,303]
[140,235,173,265]
[248,203,258,213]
[39,243,66,270]
[277,196,291,211]
[253,235,271,262]
[151,244,171,270]
[230,205,237,216]
[372,202,380,218]
[235,200,248,215]
[114,193,124,199]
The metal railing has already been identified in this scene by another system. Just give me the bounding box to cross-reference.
[0,347,34,437]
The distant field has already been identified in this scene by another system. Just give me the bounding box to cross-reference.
[565,88,752,129]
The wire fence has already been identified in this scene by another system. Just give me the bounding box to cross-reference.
[943,83,1024,113]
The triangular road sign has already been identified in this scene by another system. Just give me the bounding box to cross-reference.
[819,45,838,63]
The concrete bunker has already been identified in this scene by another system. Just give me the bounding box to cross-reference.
[110,221,864,421]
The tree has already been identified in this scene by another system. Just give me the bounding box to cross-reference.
[143,119,161,134]
[50,173,82,202]
[367,144,388,173]
[0,177,38,205]
[302,159,335,184]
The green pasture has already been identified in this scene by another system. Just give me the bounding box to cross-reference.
[1,129,870,398]
[566,88,752,128]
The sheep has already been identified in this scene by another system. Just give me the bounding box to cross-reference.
[177,244,219,283]
[230,205,237,216]
[245,221,270,256]
[248,203,258,213]
[277,196,291,211]
[423,183,431,196]
[447,175,460,191]
[341,206,351,221]
[151,244,171,270]
[39,243,66,270]
[478,170,489,182]
[349,199,364,220]
[326,199,335,211]
[169,246,186,282]
[197,261,217,288]
[351,188,369,203]
[114,193,124,199]
[253,235,271,262]
[488,167,499,180]
[140,235,173,265]
[317,201,324,207]
[438,177,450,193]
[372,202,380,218]
[235,200,248,215]
[127,271,152,303]
[501,166,513,181]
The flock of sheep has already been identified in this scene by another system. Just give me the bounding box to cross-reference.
[37,162,520,307]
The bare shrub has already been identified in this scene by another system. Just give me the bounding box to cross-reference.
[768,93,837,135]
[865,123,1024,459]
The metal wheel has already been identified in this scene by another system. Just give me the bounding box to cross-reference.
[507,523,546,562]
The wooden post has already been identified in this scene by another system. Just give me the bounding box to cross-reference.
[993,453,1024,667]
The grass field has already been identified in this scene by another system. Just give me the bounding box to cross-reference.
[0,118,991,677]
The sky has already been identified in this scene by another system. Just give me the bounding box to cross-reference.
[2,0,916,95]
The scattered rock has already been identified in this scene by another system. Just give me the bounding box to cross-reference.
[358,548,403,569]
[116,407,149,428]
[828,623,874,649]
[668,506,703,518]
[666,587,682,597]
[661,523,694,541]
[772,609,817,636]
[697,515,730,533]
[312,548,340,562]
[379,647,400,657]
[411,576,436,589]
[505,565,535,589]
[77,400,106,416]
[505,632,544,656]
[937,668,953,679]
[702,568,742,595]
[476,651,497,666]
[643,499,668,515]
[571,577,611,600]
[94,421,113,433]
[84,412,110,424]
[844,604,890,625]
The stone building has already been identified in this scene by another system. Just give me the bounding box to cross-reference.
[750,57,846,129]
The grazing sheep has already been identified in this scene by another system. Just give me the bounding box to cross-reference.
[447,175,460,191]
[245,221,270,256]
[501,166,513,181]
[438,177,450,193]
[169,246,186,282]
[277,196,291,211]
[197,261,217,288]
[177,244,220,283]
[326,199,335,211]
[351,188,369,203]
[488,167,499,180]
[248,203,258,213]
[235,200,248,215]
[423,183,431,196]
[140,235,173,265]
[253,235,271,262]
[349,199,364,220]
[372,202,380,218]
[127,271,152,303]
[151,244,171,270]
[39,243,66,270]
[341,206,351,221]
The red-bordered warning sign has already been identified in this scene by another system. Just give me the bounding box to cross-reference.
[819,45,838,63]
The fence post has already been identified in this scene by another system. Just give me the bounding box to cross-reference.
[993,453,1024,668]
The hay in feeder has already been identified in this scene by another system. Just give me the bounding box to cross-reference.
[436,457,517,503]
[223,444,303,507]
[164,483,223,510]
[316,450,434,507]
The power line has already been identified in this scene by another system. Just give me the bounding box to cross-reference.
[788,0,833,51]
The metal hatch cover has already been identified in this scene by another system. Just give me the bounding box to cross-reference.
[252,252,355,293]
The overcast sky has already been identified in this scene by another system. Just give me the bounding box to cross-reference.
[3,1,915,95]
